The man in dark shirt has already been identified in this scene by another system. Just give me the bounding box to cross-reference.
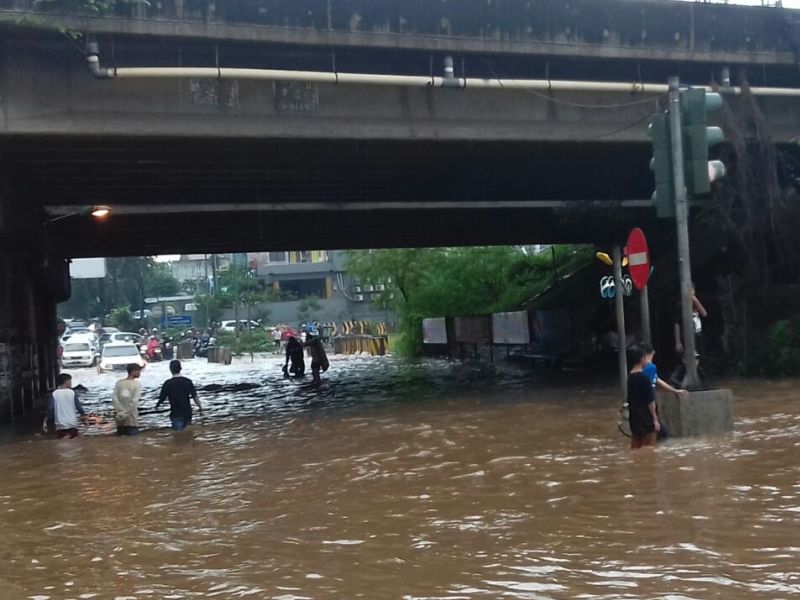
[156,360,203,431]
[627,345,660,450]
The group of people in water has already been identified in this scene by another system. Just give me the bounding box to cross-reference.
[44,332,331,440]
[44,359,202,438]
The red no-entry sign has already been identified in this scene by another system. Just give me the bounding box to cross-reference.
[626,228,650,291]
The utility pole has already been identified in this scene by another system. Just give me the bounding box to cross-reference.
[233,254,240,340]
[640,285,652,345]
[211,254,218,297]
[612,246,628,400]
[204,253,209,295]
[668,76,699,388]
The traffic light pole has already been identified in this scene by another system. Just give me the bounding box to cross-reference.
[612,246,628,401]
[668,76,699,388]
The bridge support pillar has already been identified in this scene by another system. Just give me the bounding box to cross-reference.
[0,189,68,424]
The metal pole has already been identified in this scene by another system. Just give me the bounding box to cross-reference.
[613,246,628,400]
[640,285,652,344]
[233,255,240,341]
[204,253,209,295]
[668,76,699,387]
[211,254,218,296]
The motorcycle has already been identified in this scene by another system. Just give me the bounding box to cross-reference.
[161,336,174,360]
[145,337,162,362]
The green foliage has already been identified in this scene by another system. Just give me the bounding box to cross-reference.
[216,331,273,356]
[264,289,299,302]
[754,318,800,377]
[106,306,135,331]
[297,296,322,323]
[346,246,592,357]
[59,257,180,321]
[195,294,227,327]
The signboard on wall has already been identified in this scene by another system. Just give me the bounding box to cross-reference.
[492,311,530,345]
[422,318,448,345]
[69,258,107,279]
[454,316,491,344]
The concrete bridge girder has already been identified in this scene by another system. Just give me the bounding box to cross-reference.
[0,42,664,142]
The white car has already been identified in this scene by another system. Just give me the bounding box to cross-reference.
[98,331,142,349]
[61,340,98,368]
[99,342,146,371]
[219,320,260,333]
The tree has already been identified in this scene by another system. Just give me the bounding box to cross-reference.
[346,246,591,356]
[106,307,135,331]
[296,296,322,324]
[58,257,180,321]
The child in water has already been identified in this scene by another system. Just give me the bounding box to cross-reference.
[641,342,687,441]
[627,345,660,449]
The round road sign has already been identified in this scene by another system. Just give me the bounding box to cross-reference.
[626,228,650,291]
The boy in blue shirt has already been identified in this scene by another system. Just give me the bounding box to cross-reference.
[641,342,686,441]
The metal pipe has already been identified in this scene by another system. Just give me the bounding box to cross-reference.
[84,50,800,97]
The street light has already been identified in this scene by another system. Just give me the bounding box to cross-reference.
[47,205,112,224]
[43,205,112,268]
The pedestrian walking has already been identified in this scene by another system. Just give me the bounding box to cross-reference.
[112,364,142,436]
[43,373,86,439]
[627,345,660,450]
[156,360,203,431]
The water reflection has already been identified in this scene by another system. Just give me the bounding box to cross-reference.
[1,356,799,599]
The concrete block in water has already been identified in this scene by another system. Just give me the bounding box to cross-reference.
[657,389,734,438]
[207,347,232,365]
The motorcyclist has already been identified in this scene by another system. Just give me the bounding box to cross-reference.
[146,335,161,361]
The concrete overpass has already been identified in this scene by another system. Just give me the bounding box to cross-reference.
[2,0,800,420]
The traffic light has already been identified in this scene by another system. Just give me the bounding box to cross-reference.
[681,88,726,196]
[648,112,676,218]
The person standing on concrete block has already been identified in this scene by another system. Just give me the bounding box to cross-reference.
[628,345,661,450]
[671,285,709,388]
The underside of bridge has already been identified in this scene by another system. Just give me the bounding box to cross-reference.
[1,136,656,257]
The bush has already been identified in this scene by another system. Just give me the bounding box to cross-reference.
[107,307,135,331]
[758,319,800,377]
[216,331,274,356]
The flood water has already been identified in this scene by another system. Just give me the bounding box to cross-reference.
[1,355,799,599]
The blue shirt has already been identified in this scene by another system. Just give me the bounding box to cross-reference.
[643,363,658,388]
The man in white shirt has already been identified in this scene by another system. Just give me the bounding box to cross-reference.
[43,373,86,439]
[112,364,143,436]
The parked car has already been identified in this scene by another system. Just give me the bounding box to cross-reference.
[99,342,146,371]
[219,320,261,333]
[61,340,98,368]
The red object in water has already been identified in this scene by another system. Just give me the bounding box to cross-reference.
[626,227,650,291]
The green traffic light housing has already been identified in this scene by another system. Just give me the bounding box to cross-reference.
[681,88,726,196]
[648,112,676,218]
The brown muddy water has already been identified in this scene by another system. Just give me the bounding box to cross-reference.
[0,355,798,599]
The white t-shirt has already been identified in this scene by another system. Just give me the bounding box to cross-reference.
[273,329,282,341]
[112,379,142,427]
[52,388,79,430]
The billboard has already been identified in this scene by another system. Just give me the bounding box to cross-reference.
[69,258,106,279]
[422,318,448,345]
[454,316,491,344]
[492,311,530,345]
